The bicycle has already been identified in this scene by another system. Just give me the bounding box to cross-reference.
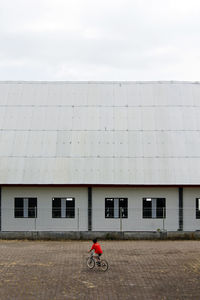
[86,252,108,271]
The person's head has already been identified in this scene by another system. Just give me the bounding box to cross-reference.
[93,238,97,244]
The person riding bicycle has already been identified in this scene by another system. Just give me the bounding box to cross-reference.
[88,238,103,265]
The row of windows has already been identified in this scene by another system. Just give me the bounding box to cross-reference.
[13,197,200,219]
[15,198,75,218]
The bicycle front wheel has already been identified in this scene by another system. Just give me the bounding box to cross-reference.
[86,257,95,269]
[100,259,108,271]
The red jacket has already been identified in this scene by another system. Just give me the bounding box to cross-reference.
[91,242,103,254]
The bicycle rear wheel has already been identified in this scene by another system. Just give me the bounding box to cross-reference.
[100,259,108,271]
[86,257,95,269]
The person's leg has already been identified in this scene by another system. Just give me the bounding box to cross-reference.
[96,254,101,265]
[93,254,100,265]
[93,254,98,261]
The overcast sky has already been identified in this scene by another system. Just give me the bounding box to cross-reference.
[0,0,200,81]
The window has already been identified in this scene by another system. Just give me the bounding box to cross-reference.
[14,198,37,218]
[105,198,128,218]
[196,198,200,219]
[52,198,75,218]
[143,198,166,219]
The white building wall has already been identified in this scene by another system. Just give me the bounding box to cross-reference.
[1,187,88,231]
[3,186,200,232]
[92,187,179,231]
[183,188,200,231]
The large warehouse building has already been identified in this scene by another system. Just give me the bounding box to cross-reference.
[0,81,200,235]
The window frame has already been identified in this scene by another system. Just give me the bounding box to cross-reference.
[143,198,166,219]
[105,198,128,219]
[14,198,37,218]
[52,197,75,218]
[196,198,200,219]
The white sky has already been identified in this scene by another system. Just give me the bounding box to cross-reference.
[0,0,200,81]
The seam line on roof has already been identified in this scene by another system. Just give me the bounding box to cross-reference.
[0,81,200,84]
[0,105,200,108]
[0,129,200,132]
[0,156,199,158]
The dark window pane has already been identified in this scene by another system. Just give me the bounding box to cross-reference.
[105,198,114,218]
[143,198,152,218]
[15,198,23,218]
[157,198,166,218]
[28,198,37,218]
[66,198,75,218]
[119,198,128,218]
[52,198,61,218]
[196,198,200,219]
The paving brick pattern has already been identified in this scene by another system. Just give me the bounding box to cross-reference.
[0,240,200,299]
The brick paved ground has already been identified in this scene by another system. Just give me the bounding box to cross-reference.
[0,240,200,299]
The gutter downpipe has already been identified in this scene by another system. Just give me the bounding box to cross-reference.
[0,187,1,231]
[88,187,92,231]
[178,187,183,231]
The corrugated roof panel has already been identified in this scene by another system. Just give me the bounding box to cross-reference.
[33,83,49,106]
[57,107,73,130]
[113,131,128,157]
[178,83,198,106]
[182,107,197,130]
[142,131,157,157]
[7,158,24,183]
[138,84,157,106]
[52,158,70,183]
[0,158,12,183]
[2,106,32,130]
[113,158,130,184]
[195,108,200,130]
[1,81,200,185]
[11,131,29,157]
[30,107,46,130]
[20,83,49,106]
[113,84,128,106]
[98,157,114,183]
[192,84,200,106]
[0,107,6,129]
[173,157,189,184]
[113,107,128,130]
[187,158,200,183]
[25,132,42,157]
[169,107,183,130]
[42,132,57,157]
[71,106,100,131]
[0,83,9,105]
[169,132,186,157]
[128,159,136,183]
[6,83,23,106]
[155,131,171,157]
[97,131,113,157]
[143,157,157,184]
[141,107,156,130]
[158,84,181,106]
[128,132,143,157]
[155,107,171,130]
[184,131,200,157]
[134,158,144,184]
[127,108,142,130]
[56,131,72,157]
[87,83,114,106]
[99,107,113,130]
[126,84,141,106]
[44,106,59,130]
[70,132,84,157]
[0,131,15,156]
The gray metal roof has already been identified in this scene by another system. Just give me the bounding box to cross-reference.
[0,81,200,185]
